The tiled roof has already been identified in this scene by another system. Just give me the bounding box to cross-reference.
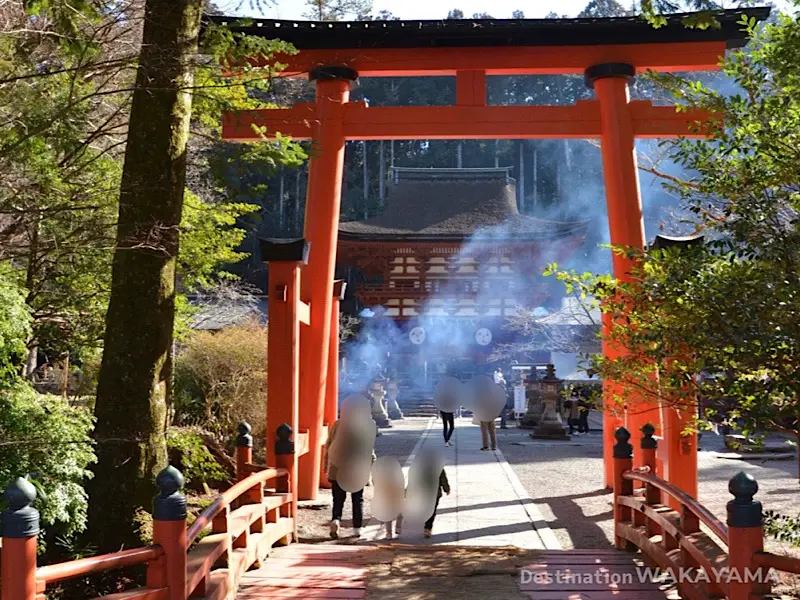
[207,8,769,50]
[338,168,590,242]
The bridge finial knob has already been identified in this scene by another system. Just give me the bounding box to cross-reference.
[640,423,657,449]
[1,476,40,538]
[613,427,633,459]
[236,422,253,448]
[726,471,762,528]
[153,466,187,521]
[275,423,294,456]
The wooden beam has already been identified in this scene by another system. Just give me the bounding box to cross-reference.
[261,42,726,77]
[456,70,487,106]
[222,100,714,141]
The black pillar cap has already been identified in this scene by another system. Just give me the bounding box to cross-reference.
[309,65,359,82]
[726,471,763,528]
[259,238,310,264]
[1,477,40,538]
[275,423,295,456]
[640,423,658,449]
[333,280,347,300]
[153,466,187,522]
[613,426,633,459]
[236,422,253,448]
[649,233,705,251]
[584,63,635,89]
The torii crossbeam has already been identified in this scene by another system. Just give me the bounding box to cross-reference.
[214,7,771,502]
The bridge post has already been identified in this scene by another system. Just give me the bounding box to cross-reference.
[149,466,187,600]
[236,422,253,481]
[1,477,39,600]
[727,472,769,600]
[236,422,263,508]
[640,424,660,505]
[613,427,635,551]
[275,423,297,545]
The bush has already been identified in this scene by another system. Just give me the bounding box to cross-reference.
[0,382,95,544]
[0,268,31,382]
[167,427,228,486]
[764,510,800,548]
[174,320,267,439]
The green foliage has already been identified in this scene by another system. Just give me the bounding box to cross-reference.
[173,321,268,439]
[166,427,227,485]
[179,190,259,292]
[0,268,32,381]
[764,510,800,547]
[303,0,373,21]
[0,383,95,542]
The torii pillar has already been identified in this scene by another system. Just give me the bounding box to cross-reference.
[320,280,346,489]
[297,66,357,500]
[587,64,661,483]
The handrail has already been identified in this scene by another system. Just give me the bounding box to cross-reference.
[753,550,800,575]
[35,546,163,584]
[186,466,286,545]
[622,471,729,544]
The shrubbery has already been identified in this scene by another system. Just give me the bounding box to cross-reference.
[0,382,95,544]
[167,427,229,487]
[174,320,267,439]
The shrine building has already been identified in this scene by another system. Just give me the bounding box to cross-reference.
[335,166,591,383]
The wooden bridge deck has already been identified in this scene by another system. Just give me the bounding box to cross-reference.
[235,543,679,599]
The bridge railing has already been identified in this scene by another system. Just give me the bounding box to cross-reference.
[612,425,800,600]
[0,423,295,600]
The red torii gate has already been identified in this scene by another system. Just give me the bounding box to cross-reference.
[217,8,769,500]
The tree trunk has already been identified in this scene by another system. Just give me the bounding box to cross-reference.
[362,140,369,218]
[518,140,525,212]
[532,148,538,209]
[89,0,203,552]
[295,168,302,234]
[278,168,285,230]
[379,140,386,203]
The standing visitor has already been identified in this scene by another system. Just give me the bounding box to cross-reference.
[324,397,376,539]
[408,448,451,538]
[480,419,497,451]
[565,391,580,435]
[441,409,455,446]
[577,390,590,434]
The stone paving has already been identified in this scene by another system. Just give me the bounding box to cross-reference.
[361,416,558,550]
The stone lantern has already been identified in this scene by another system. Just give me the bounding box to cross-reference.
[385,378,404,420]
[368,379,391,428]
[518,370,543,429]
[532,364,570,440]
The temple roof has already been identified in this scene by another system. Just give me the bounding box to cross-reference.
[208,8,769,51]
[338,167,590,242]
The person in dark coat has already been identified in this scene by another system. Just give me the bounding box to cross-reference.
[577,390,591,434]
[421,465,450,537]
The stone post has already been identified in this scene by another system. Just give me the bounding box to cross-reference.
[532,364,570,440]
[385,378,404,420]
[368,379,391,428]
[519,374,542,429]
